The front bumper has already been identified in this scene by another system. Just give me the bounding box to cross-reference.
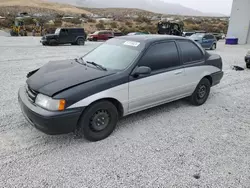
[40,39,47,44]
[211,71,224,86]
[245,55,250,63]
[18,86,83,135]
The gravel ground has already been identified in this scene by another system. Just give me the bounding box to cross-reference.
[0,37,250,188]
[0,30,10,37]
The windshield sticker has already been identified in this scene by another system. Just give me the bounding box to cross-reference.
[123,41,140,47]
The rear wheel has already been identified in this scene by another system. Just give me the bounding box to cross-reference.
[78,101,118,142]
[211,43,216,50]
[190,78,211,106]
[77,38,85,45]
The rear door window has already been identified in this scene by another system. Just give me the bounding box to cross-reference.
[178,40,204,64]
[138,41,180,72]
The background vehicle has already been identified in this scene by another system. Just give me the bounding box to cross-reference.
[113,31,124,37]
[41,28,87,46]
[183,31,195,37]
[127,32,150,35]
[10,13,41,36]
[157,21,184,36]
[88,30,114,41]
[245,49,250,68]
[189,33,217,50]
[212,33,224,41]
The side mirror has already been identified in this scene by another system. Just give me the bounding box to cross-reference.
[132,66,151,77]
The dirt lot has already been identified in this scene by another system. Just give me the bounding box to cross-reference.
[0,37,250,188]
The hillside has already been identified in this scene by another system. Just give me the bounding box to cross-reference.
[84,7,160,17]
[47,0,225,17]
[0,0,90,15]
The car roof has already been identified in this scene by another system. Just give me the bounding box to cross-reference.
[98,30,113,32]
[117,34,188,44]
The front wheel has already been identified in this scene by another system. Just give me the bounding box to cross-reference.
[78,101,118,142]
[190,78,211,106]
[49,39,58,46]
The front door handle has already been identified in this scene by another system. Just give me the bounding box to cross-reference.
[174,70,183,75]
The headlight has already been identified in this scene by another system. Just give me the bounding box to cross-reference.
[35,94,66,111]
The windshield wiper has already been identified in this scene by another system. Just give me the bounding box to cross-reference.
[75,57,86,65]
[85,61,107,71]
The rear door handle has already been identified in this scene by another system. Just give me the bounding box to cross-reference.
[174,70,183,75]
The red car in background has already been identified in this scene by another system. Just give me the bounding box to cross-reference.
[88,30,114,41]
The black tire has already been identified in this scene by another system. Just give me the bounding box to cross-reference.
[78,101,118,142]
[247,63,250,69]
[93,37,97,41]
[190,78,211,106]
[77,38,85,45]
[210,43,216,50]
[49,39,57,46]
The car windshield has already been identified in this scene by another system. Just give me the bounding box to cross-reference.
[82,39,143,70]
[55,28,61,35]
[190,33,205,40]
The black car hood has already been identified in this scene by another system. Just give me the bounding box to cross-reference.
[26,60,116,96]
[45,34,58,38]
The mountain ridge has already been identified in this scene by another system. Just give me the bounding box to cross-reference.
[0,0,91,15]
[46,0,226,17]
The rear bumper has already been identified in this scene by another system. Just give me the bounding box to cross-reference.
[18,86,83,135]
[211,71,224,86]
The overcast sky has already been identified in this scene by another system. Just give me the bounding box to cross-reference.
[163,0,233,15]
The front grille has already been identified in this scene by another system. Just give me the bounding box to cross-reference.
[26,85,38,103]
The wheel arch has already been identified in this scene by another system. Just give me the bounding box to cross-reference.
[75,36,85,42]
[83,98,124,118]
[204,75,213,86]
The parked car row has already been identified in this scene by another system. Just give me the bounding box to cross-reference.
[40,27,221,51]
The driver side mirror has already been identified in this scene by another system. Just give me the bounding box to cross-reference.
[132,66,151,77]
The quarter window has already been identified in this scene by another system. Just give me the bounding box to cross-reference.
[138,42,180,72]
[178,41,204,63]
